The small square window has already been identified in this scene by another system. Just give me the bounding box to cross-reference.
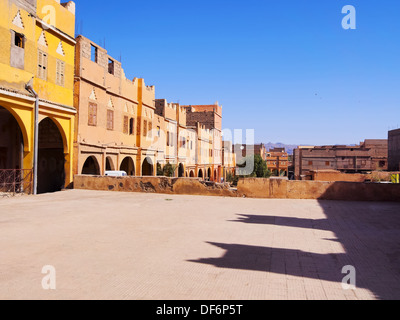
[14,32,25,48]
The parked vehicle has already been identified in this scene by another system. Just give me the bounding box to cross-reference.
[105,171,127,177]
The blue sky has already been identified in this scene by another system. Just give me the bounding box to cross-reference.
[75,0,400,145]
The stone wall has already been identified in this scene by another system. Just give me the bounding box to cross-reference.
[74,175,236,197]
[311,170,399,182]
[237,178,400,202]
[74,176,400,202]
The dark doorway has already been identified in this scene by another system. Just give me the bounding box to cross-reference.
[207,168,211,179]
[82,156,100,175]
[178,163,184,177]
[190,170,195,178]
[37,118,65,194]
[198,169,203,179]
[0,106,23,170]
[142,157,153,176]
[120,157,135,176]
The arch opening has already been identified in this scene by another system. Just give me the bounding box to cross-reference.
[0,106,23,170]
[37,118,65,194]
[142,157,153,176]
[178,163,184,178]
[120,157,135,176]
[82,156,100,175]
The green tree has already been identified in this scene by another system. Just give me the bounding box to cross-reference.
[163,162,177,177]
[237,154,272,178]
[157,163,163,176]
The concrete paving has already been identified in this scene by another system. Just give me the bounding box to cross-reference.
[0,189,399,300]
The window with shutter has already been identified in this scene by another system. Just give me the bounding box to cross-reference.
[107,110,114,130]
[38,51,42,79]
[56,59,65,86]
[143,120,147,137]
[123,116,129,134]
[167,131,170,146]
[88,102,97,126]
[148,122,152,138]
[37,50,47,80]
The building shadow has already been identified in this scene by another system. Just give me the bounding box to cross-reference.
[188,184,400,299]
[187,242,343,283]
[228,214,331,231]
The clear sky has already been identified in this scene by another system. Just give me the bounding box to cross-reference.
[75,0,400,145]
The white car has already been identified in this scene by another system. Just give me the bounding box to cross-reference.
[105,171,127,177]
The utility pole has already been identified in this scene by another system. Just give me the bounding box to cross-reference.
[25,80,39,195]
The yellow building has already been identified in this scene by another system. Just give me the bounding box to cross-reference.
[0,0,76,194]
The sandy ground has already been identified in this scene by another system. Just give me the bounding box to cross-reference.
[0,189,400,300]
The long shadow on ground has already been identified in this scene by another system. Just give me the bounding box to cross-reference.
[188,200,400,300]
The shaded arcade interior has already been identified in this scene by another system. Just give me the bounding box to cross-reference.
[0,106,23,170]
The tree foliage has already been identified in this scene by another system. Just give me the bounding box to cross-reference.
[163,162,177,177]
[237,154,272,178]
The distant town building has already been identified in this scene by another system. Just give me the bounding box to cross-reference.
[293,140,388,180]
[232,144,267,160]
[183,103,223,182]
[265,148,289,176]
[388,129,400,171]
[222,140,236,181]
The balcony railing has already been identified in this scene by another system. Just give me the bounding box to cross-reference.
[0,169,33,197]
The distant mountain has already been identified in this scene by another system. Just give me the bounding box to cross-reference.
[264,142,299,155]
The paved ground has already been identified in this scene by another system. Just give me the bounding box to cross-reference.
[0,189,400,300]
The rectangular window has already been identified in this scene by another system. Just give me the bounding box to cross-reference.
[56,59,65,87]
[137,121,141,136]
[91,44,98,63]
[129,118,134,135]
[148,122,152,138]
[167,131,170,146]
[88,102,97,126]
[157,126,161,137]
[143,120,147,137]
[123,116,129,134]
[325,161,330,166]
[308,161,313,165]
[37,50,48,80]
[11,31,25,69]
[170,132,174,147]
[108,58,114,75]
[107,110,114,130]
[14,32,25,48]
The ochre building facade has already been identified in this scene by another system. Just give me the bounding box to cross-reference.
[0,0,76,193]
